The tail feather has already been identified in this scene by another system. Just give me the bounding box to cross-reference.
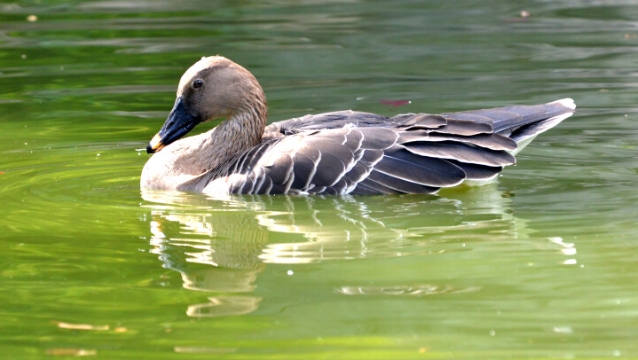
[442,98,575,154]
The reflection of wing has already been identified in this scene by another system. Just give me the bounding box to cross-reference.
[142,188,532,317]
[200,100,573,195]
[256,185,529,263]
[143,184,527,267]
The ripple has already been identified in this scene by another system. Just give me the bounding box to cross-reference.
[1,143,144,235]
[336,284,481,296]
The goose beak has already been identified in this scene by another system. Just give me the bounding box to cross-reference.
[147,133,164,153]
[147,96,200,154]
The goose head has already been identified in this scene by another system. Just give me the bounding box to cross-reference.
[146,56,266,153]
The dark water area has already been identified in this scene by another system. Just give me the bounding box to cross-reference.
[1,1,637,358]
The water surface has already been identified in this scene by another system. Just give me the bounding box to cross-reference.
[1,1,638,358]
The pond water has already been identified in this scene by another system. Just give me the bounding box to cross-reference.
[2,0,638,358]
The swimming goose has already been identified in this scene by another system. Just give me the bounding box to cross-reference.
[141,56,575,196]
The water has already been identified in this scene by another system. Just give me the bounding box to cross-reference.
[1,1,637,358]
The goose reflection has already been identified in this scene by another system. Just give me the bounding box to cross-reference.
[142,184,528,317]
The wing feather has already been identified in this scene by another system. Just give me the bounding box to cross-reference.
[365,170,440,194]
[446,160,502,180]
[431,119,493,136]
[290,152,318,190]
[374,149,466,187]
[406,141,516,167]
[391,113,448,129]
[255,175,273,195]
[313,152,348,187]
[358,128,399,149]
[400,131,517,151]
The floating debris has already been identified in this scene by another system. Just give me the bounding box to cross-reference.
[379,99,411,107]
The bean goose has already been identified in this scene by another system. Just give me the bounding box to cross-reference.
[141,56,575,196]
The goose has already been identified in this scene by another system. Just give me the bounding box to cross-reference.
[141,56,575,196]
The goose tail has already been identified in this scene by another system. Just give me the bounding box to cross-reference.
[443,97,576,155]
[507,98,575,154]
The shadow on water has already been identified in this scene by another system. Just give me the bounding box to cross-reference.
[141,183,531,318]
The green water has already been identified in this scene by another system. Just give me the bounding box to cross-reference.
[2,1,638,358]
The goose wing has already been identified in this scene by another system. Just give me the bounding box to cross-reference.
[220,125,400,195]
[202,99,574,195]
[218,122,504,195]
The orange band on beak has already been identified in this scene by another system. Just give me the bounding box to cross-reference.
[148,133,165,152]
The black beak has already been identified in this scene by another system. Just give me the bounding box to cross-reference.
[147,96,200,153]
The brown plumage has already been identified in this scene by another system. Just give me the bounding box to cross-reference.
[141,56,575,196]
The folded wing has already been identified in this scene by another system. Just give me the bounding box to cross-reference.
[206,98,575,195]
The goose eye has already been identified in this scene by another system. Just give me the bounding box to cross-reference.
[192,79,204,89]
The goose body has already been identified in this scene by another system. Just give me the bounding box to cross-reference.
[141,56,575,196]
